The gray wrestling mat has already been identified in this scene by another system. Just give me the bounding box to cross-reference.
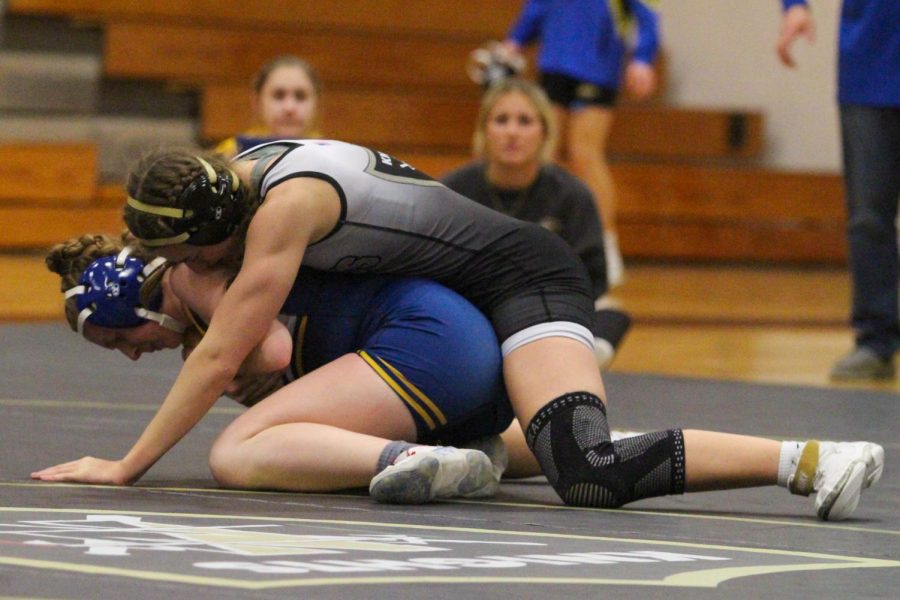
[1,323,897,599]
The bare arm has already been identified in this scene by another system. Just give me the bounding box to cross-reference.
[624,61,657,100]
[32,177,341,484]
[777,4,815,68]
[169,265,293,375]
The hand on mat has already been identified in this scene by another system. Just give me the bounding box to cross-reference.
[31,457,133,486]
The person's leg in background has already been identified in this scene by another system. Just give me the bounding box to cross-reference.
[831,104,900,380]
[565,106,625,288]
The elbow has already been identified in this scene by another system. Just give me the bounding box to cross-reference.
[187,344,242,386]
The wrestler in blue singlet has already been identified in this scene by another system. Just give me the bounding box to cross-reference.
[271,268,513,445]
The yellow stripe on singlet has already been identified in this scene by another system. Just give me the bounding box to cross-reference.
[374,355,447,425]
[184,305,208,335]
[357,350,439,430]
[292,315,309,378]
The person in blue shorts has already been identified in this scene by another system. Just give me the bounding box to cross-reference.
[501,0,662,287]
[37,233,512,502]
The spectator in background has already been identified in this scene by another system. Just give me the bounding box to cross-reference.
[777,1,899,380]
[215,55,323,158]
[501,0,662,288]
[442,78,630,369]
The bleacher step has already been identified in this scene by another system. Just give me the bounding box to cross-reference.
[0,50,100,113]
[0,115,196,181]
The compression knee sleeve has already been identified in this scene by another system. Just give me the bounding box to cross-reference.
[525,392,686,508]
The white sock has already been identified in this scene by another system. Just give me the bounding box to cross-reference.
[604,231,625,288]
[776,440,805,487]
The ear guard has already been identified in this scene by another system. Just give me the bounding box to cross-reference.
[126,157,246,248]
[64,247,186,337]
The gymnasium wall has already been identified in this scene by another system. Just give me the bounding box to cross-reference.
[660,1,841,172]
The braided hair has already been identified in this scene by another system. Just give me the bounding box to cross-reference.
[123,148,259,256]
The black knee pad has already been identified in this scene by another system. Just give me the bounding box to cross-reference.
[526,392,685,508]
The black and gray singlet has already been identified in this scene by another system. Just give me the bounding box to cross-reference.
[236,140,594,345]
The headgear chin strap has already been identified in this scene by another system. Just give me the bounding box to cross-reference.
[127,156,246,248]
[64,247,186,338]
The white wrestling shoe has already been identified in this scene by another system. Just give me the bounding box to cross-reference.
[788,440,885,521]
[369,446,497,504]
[460,435,508,484]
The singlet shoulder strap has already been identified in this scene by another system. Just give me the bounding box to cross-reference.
[233,141,302,198]
[250,155,274,197]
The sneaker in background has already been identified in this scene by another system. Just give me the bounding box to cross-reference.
[592,308,632,370]
[830,347,895,381]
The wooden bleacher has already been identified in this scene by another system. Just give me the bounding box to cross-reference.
[390,153,847,263]
[614,163,846,262]
[203,85,763,160]
[0,205,123,248]
[0,143,97,205]
[102,21,481,90]
[0,143,122,249]
[3,0,845,263]
[8,0,520,38]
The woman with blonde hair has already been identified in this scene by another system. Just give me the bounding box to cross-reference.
[442,78,629,369]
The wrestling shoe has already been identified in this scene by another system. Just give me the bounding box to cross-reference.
[788,440,885,521]
[460,435,508,484]
[830,347,895,381]
[369,446,496,504]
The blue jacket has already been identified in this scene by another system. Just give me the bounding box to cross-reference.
[784,0,900,106]
[508,0,660,89]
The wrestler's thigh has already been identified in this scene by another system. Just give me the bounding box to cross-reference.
[220,354,417,442]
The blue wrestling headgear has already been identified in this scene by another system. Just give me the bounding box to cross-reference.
[64,247,186,337]
[126,156,246,248]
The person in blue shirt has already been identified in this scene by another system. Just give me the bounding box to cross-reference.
[777,1,900,380]
[502,0,662,288]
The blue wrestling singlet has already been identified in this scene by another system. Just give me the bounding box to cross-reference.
[278,268,514,445]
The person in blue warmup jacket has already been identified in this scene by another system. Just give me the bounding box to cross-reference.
[777,0,900,380]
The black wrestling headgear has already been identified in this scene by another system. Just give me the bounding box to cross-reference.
[126,157,246,247]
